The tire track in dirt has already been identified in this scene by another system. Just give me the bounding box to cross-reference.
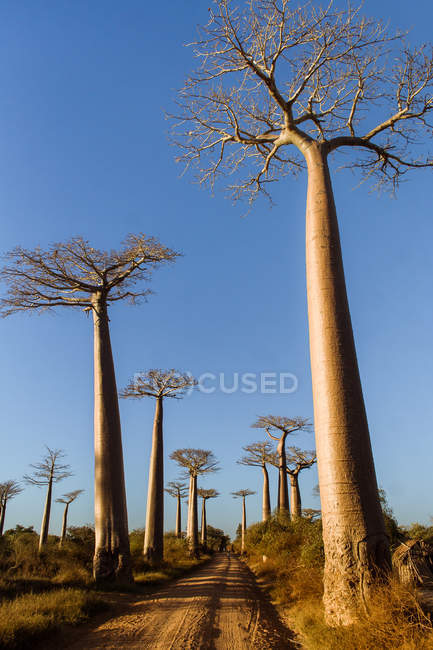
[64,553,296,649]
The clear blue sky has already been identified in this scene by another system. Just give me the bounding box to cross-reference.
[0,0,432,540]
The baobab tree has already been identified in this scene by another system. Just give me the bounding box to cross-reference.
[0,480,23,536]
[0,234,178,583]
[165,481,188,538]
[24,447,72,551]
[170,449,219,557]
[171,0,433,623]
[285,447,316,519]
[121,369,197,565]
[56,489,84,547]
[237,441,277,521]
[232,489,255,554]
[198,488,219,548]
[252,416,309,515]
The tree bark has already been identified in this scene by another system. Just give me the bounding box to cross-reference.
[144,397,164,566]
[175,495,181,538]
[289,474,302,519]
[201,498,207,547]
[277,437,290,515]
[262,465,271,522]
[241,496,246,554]
[92,296,133,584]
[187,475,193,540]
[0,502,6,536]
[188,474,199,557]
[304,141,390,625]
[39,476,53,551]
[59,502,69,547]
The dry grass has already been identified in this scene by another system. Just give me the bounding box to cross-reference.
[0,588,108,648]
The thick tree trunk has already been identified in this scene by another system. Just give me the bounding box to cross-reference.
[304,142,390,625]
[144,397,164,565]
[59,502,69,547]
[92,297,133,584]
[289,474,302,519]
[39,476,53,551]
[277,437,290,515]
[241,496,246,554]
[0,502,6,536]
[188,474,199,557]
[201,498,207,547]
[262,465,271,522]
[186,476,193,539]
[176,495,181,538]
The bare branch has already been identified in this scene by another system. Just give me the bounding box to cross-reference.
[120,369,197,400]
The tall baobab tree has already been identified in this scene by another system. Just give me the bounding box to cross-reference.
[171,0,433,623]
[232,489,255,554]
[252,416,309,515]
[170,449,219,557]
[285,447,316,519]
[120,369,197,565]
[56,489,84,547]
[24,447,72,551]
[237,442,277,521]
[0,234,179,583]
[198,488,219,548]
[165,481,188,538]
[0,480,23,536]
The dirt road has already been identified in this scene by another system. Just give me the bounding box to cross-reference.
[65,553,295,649]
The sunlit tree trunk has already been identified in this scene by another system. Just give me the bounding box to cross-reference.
[92,297,133,584]
[277,437,290,515]
[176,494,182,538]
[304,142,390,625]
[201,498,207,547]
[188,475,199,557]
[241,495,246,554]
[144,397,164,565]
[39,474,53,551]
[59,502,69,547]
[262,465,271,522]
[289,474,302,519]
[187,476,193,539]
[0,503,6,536]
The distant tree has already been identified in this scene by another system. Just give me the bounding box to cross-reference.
[121,369,197,565]
[170,449,219,557]
[170,0,433,623]
[0,234,179,583]
[284,447,316,518]
[24,447,72,551]
[238,441,277,521]
[165,481,188,538]
[0,480,23,536]
[252,416,309,514]
[378,488,404,548]
[232,489,255,554]
[56,489,84,547]
[206,525,230,552]
[302,508,321,522]
[198,488,219,548]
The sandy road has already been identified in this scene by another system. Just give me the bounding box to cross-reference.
[65,553,295,649]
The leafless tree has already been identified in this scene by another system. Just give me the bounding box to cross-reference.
[121,369,197,565]
[0,480,23,536]
[165,481,188,538]
[0,234,179,583]
[198,488,219,547]
[285,447,316,518]
[170,449,219,557]
[232,489,256,554]
[238,441,277,521]
[56,489,84,547]
[24,447,72,551]
[170,0,433,623]
[252,416,309,514]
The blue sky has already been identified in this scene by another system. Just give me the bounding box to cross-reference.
[0,0,432,539]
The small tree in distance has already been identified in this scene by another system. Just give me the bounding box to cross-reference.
[170,449,219,557]
[24,447,72,552]
[165,481,188,538]
[285,448,316,519]
[238,441,278,522]
[0,234,179,583]
[232,489,255,554]
[0,480,23,536]
[171,0,433,623]
[121,369,197,565]
[56,489,84,547]
[198,488,219,548]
